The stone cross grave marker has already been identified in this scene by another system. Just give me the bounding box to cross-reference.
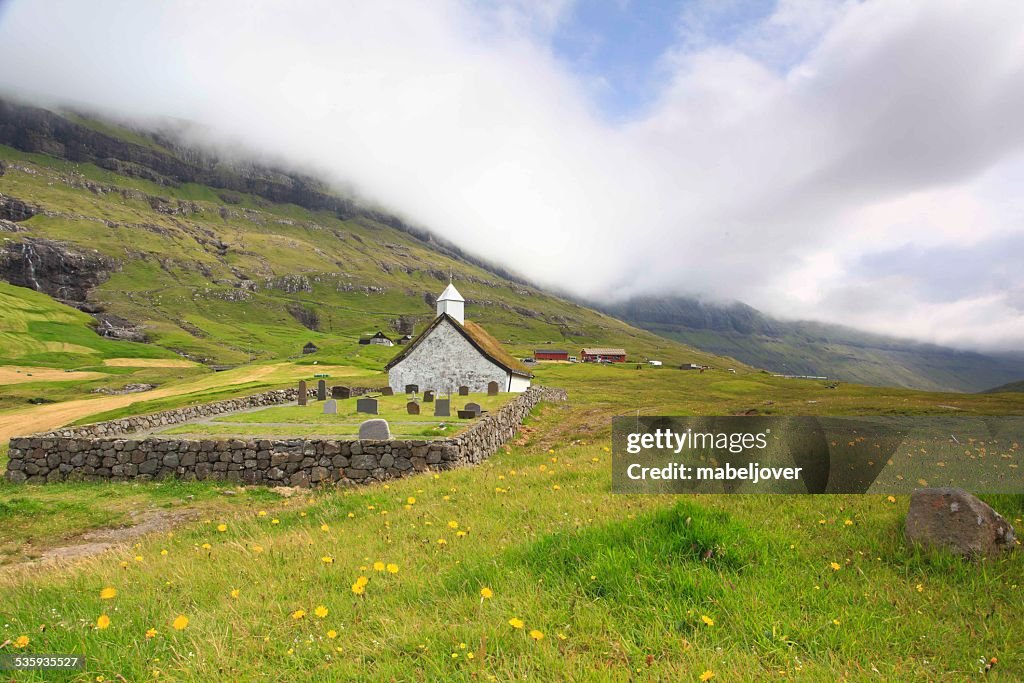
[458,385,469,396]
[407,401,420,415]
[359,419,391,440]
[423,390,435,402]
[487,380,499,396]
[298,380,307,406]
[356,397,378,415]
[323,399,338,415]
[433,398,450,417]
[317,379,327,401]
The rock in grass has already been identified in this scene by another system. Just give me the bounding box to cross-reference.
[904,488,1016,558]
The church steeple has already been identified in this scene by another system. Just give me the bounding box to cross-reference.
[436,280,465,324]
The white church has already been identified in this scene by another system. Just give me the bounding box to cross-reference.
[386,282,533,393]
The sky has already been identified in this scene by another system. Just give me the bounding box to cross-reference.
[0,0,1022,352]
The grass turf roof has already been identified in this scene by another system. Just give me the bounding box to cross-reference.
[385,313,533,378]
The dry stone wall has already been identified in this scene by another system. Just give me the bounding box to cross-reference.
[5,386,567,487]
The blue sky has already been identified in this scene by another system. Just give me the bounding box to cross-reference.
[548,0,776,119]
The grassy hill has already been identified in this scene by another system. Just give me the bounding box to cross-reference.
[0,100,729,376]
[602,295,1024,393]
[984,379,1024,394]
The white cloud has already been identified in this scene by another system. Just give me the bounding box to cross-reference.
[0,0,1022,350]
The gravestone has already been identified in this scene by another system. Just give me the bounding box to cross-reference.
[332,386,351,399]
[381,386,394,396]
[407,401,420,415]
[297,380,307,406]
[457,410,477,419]
[458,385,469,396]
[433,399,450,417]
[487,380,499,396]
[405,384,419,394]
[317,379,327,401]
[464,402,482,417]
[356,397,378,415]
[423,390,435,403]
[358,419,391,440]
[323,399,338,415]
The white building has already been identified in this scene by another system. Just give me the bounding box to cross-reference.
[385,282,533,393]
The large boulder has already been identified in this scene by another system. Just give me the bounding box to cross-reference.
[905,488,1017,558]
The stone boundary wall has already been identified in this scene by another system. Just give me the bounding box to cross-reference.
[4,386,567,486]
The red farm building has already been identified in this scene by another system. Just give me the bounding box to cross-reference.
[581,347,627,363]
[534,349,569,361]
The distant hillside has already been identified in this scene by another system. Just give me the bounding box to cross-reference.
[0,97,730,371]
[602,296,1024,393]
[983,379,1024,394]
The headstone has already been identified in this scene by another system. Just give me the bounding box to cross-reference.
[423,390,435,403]
[356,397,378,415]
[317,379,327,401]
[358,419,391,440]
[322,399,337,415]
[332,386,351,399]
[407,401,420,415]
[487,381,499,396]
[433,399,450,417]
[464,402,482,416]
[458,385,469,396]
[405,384,419,394]
[905,487,1016,557]
[297,380,307,406]
[457,410,477,419]
[381,386,394,396]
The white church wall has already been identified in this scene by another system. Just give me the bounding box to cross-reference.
[388,319,513,393]
[508,374,531,393]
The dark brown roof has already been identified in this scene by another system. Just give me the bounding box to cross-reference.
[385,314,533,378]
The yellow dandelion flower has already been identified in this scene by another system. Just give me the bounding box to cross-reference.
[407,497,416,505]
[172,615,189,631]
[700,615,714,627]
[97,614,111,630]
[830,562,841,571]
[557,633,567,641]
[322,556,334,564]
[134,555,144,562]
[300,512,307,517]
[100,586,117,600]
[832,618,841,626]
[456,530,467,537]
[271,519,280,525]
[529,629,544,641]
[373,561,385,571]
[320,524,330,532]
[230,589,240,599]
[120,560,129,569]
[347,512,355,518]
[13,635,29,649]
[700,671,715,682]
[844,519,853,526]
[355,575,369,587]
[201,543,212,550]
[480,587,493,599]
[508,618,525,629]
[291,610,305,620]
[314,605,329,618]
[217,524,227,533]
[467,652,475,659]
[437,538,447,545]
[552,485,561,491]
[258,510,267,517]
[145,628,157,639]
[327,629,338,639]
[351,582,365,595]
[547,449,554,454]
[886,495,897,503]
[448,520,459,529]
[160,549,168,556]
[386,563,399,574]
[916,583,924,593]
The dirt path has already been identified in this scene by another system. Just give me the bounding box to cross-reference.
[0,365,280,443]
[31,508,197,566]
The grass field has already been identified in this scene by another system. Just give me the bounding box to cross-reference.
[0,362,1022,681]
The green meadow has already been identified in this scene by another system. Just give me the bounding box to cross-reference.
[0,362,1021,681]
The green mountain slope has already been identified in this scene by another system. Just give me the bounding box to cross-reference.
[602,296,1024,393]
[0,99,729,371]
[983,379,1024,394]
